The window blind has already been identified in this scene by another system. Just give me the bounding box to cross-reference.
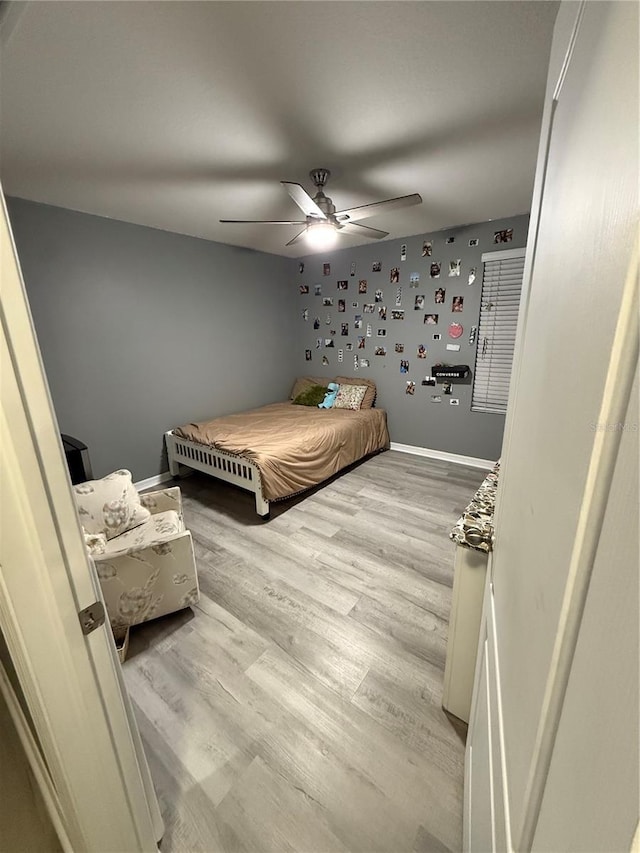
[471,249,525,414]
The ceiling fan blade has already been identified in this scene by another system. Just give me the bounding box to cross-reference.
[335,193,422,223]
[281,182,326,219]
[220,219,306,225]
[338,222,389,240]
[285,228,308,247]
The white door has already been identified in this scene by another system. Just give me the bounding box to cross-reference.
[465,1,639,850]
[0,188,163,851]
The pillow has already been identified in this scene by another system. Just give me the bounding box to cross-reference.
[293,384,328,407]
[83,529,107,556]
[73,469,151,540]
[290,376,328,400]
[333,384,368,410]
[334,375,377,409]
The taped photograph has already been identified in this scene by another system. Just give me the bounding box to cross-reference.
[494,228,513,244]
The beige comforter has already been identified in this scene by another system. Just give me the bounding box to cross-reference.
[174,402,390,501]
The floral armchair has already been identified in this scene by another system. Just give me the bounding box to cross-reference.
[73,471,199,632]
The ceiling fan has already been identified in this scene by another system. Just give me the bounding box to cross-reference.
[220,168,422,249]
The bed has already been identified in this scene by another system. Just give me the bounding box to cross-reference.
[164,378,389,518]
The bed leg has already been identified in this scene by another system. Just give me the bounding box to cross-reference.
[165,432,181,478]
[255,492,270,518]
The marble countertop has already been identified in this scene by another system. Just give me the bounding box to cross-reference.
[449,461,500,553]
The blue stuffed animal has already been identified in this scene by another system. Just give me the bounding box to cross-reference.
[318,382,339,409]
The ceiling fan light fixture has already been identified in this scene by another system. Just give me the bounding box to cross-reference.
[305,220,337,250]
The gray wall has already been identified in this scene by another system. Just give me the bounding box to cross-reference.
[9,197,528,478]
[8,198,296,481]
[295,214,529,460]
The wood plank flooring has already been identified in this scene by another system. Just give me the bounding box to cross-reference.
[124,451,487,853]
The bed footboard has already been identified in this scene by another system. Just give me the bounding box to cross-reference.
[164,431,270,517]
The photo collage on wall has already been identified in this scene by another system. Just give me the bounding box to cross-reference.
[297,222,517,408]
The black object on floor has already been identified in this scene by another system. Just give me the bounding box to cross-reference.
[61,434,93,484]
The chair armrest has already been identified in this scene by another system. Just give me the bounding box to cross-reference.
[140,486,183,518]
[94,531,199,628]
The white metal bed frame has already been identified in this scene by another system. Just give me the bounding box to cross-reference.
[164,430,270,517]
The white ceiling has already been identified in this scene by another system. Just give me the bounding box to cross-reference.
[0,1,558,257]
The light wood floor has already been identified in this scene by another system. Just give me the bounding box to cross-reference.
[124,451,487,853]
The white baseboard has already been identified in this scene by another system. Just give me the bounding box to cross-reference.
[134,468,194,492]
[390,442,495,470]
[133,471,174,491]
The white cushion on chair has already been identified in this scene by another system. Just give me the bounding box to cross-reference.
[96,510,183,559]
[73,469,151,539]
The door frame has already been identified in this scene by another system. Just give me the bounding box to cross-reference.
[0,186,162,851]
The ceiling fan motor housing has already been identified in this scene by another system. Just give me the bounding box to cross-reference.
[311,191,336,219]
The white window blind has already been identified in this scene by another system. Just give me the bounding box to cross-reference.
[471,249,525,414]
